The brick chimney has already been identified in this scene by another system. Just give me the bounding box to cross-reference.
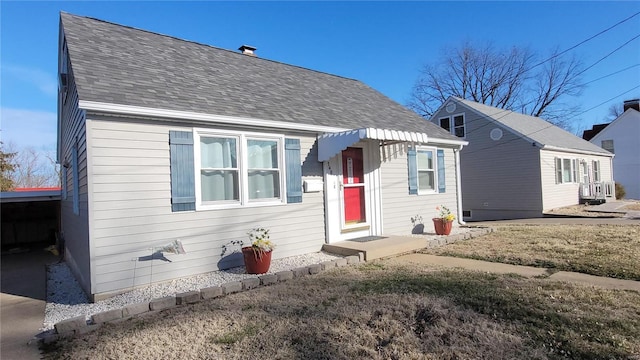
[238,45,257,57]
[623,99,640,112]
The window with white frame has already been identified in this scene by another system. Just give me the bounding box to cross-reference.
[438,114,465,138]
[555,158,578,184]
[417,148,437,193]
[592,160,601,182]
[196,130,284,208]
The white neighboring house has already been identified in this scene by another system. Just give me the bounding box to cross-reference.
[57,13,467,301]
[430,97,615,221]
[586,99,640,200]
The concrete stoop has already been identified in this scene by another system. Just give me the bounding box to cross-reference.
[322,226,493,261]
[38,253,365,345]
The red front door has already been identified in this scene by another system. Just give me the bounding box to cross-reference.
[341,147,366,224]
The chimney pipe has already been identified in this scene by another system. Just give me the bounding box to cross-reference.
[623,99,639,112]
[238,45,257,57]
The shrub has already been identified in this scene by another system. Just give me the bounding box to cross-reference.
[615,182,625,200]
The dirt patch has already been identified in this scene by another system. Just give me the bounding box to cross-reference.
[622,201,640,211]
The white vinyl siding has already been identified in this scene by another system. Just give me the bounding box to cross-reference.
[86,119,325,297]
[541,150,613,211]
[58,37,92,296]
[380,144,458,235]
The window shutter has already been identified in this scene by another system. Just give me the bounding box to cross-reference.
[437,149,446,193]
[407,149,418,195]
[285,138,302,203]
[555,157,561,184]
[169,131,196,212]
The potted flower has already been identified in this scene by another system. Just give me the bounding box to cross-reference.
[242,227,275,274]
[433,205,455,235]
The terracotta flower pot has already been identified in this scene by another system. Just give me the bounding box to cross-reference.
[432,218,453,235]
[241,246,272,274]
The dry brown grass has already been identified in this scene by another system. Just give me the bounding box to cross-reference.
[422,224,640,280]
[42,263,640,360]
[623,202,640,211]
[544,204,624,217]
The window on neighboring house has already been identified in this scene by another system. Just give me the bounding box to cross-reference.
[453,115,465,137]
[601,140,614,154]
[438,114,465,138]
[592,160,601,182]
[439,117,451,133]
[72,141,79,215]
[555,157,578,184]
[196,130,285,209]
[417,148,436,193]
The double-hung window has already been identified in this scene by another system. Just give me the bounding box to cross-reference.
[438,114,465,138]
[555,157,578,184]
[196,130,285,209]
[416,148,437,193]
[592,160,601,182]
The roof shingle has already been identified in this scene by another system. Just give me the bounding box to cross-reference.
[60,12,456,139]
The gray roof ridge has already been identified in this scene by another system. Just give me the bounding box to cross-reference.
[60,11,361,84]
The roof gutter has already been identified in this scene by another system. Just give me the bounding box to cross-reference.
[78,100,349,134]
[541,145,614,158]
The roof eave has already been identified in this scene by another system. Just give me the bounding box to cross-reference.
[541,145,614,157]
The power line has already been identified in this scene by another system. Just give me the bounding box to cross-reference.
[576,34,640,77]
[527,11,640,72]
[583,64,640,85]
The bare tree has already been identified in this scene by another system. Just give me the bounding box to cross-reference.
[1,142,17,191]
[605,103,624,122]
[4,142,60,188]
[407,41,585,128]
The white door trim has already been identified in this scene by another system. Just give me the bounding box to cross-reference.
[323,140,382,243]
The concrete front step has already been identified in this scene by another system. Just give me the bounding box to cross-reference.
[322,228,491,261]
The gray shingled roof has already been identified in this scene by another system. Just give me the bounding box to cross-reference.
[60,12,456,140]
[452,97,611,155]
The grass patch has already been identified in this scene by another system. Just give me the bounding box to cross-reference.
[422,224,640,280]
[42,263,640,360]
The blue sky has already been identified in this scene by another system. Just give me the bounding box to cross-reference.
[2,1,639,153]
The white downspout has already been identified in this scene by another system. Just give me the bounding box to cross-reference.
[454,145,466,225]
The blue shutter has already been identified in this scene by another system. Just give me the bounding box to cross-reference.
[407,149,417,195]
[437,149,446,193]
[169,131,196,212]
[285,138,302,203]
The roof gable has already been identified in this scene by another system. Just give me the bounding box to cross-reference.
[446,97,611,155]
[590,108,640,143]
[60,12,456,140]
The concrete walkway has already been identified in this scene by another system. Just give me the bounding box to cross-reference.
[1,248,59,360]
[386,253,640,292]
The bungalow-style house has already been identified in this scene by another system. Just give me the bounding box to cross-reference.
[584,99,640,200]
[430,97,615,221]
[57,13,467,300]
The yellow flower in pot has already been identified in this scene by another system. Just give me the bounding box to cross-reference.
[433,205,455,235]
[242,227,275,274]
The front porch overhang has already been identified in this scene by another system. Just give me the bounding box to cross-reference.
[318,127,432,162]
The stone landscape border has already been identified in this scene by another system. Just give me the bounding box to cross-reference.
[40,226,493,345]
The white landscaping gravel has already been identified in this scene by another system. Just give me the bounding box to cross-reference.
[43,251,343,331]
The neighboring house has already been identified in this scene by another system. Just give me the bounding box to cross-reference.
[58,13,467,300]
[430,97,615,221]
[584,99,640,200]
